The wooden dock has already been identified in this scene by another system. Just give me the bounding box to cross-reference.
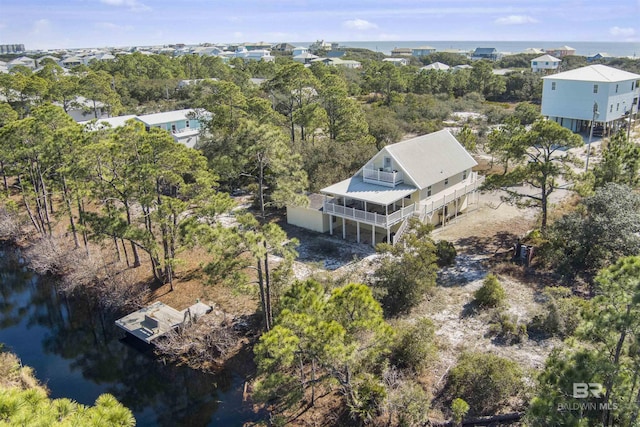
[115,301,212,344]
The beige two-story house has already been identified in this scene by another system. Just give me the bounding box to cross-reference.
[287,129,483,245]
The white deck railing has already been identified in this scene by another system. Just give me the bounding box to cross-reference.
[323,201,415,228]
[362,168,403,187]
[416,173,484,220]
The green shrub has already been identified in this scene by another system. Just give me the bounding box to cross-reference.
[451,398,470,425]
[528,287,587,338]
[445,352,524,415]
[391,318,437,373]
[488,312,528,344]
[436,240,457,267]
[474,274,506,308]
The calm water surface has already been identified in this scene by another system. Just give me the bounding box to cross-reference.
[0,245,258,426]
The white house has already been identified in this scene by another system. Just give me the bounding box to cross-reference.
[541,64,640,134]
[531,54,561,73]
[287,130,482,245]
[412,46,436,57]
[136,109,207,148]
[383,58,409,66]
[293,52,319,64]
[235,47,274,62]
[292,46,309,57]
[420,62,450,71]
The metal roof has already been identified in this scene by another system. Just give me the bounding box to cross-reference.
[542,64,640,82]
[321,177,415,205]
[532,54,560,62]
[382,129,477,189]
[136,109,195,125]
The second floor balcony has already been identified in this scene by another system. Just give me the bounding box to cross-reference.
[362,166,404,187]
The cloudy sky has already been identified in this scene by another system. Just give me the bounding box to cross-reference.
[0,0,638,49]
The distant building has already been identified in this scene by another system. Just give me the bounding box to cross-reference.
[0,44,25,54]
[391,47,412,57]
[293,52,319,64]
[545,45,576,58]
[541,64,640,134]
[292,46,309,57]
[587,52,614,62]
[272,43,296,53]
[383,57,409,66]
[523,48,545,55]
[412,46,436,57]
[7,56,36,70]
[472,48,499,61]
[420,62,450,71]
[531,54,561,73]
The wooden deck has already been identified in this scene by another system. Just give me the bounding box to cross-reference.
[115,301,212,344]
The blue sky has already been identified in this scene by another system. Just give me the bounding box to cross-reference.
[0,0,638,49]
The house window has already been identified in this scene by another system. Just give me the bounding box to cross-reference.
[427,186,432,197]
[551,82,556,90]
[444,178,449,186]
[545,62,549,65]
[593,84,598,94]
[383,156,392,170]
[616,84,619,93]
[171,124,177,132]
[185,120,190,128]
[463,170,467,180]
[533,61,537,65]
[617,103,619,111]
[610,105,613,113]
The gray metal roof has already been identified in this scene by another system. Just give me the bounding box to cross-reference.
[542,64,640,82]
[321,177,415,205]
[382,129,477,189]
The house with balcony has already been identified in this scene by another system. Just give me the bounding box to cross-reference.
[541,64,640,134]
[531,54,561,73]
[286,130,482,245]
[135,109,207,148]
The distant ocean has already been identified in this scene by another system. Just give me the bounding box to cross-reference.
[291,41,640,58]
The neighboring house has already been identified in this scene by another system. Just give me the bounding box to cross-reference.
[412,46,436,57]
[80,115,138,130]
[235,47,274,62]
[472,48,499,61]
[293,52,319,64]
[587,52,614,62]
[531,54,561,73]
[272,43,296,53]
[420,62,450,71]
[60,56,83,68]
[541,64,640,134]
[243,42,273,51]
[135,109,206,148]
[292,46,309,57]
[383,57,409,66]
[312,57,362,68]
[545,45,576,58]
[523,48,545,55]
[391,47,413,57]
[64,96,108,122]
[287,130,482,245]
[7,56,36,70]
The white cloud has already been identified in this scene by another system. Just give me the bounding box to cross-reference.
[343,18,378,31]
[494,15,539,25]
[100,0,150,12]
[610,26,636,37]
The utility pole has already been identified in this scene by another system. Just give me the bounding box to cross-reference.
[585,101,599,172]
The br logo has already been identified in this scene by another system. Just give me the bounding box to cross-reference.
[573,383,603,398]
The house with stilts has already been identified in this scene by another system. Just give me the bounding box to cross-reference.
[286,130,483,245]
[541,64,640,135]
